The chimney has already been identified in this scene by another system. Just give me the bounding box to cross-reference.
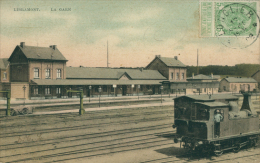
[192,73,194,79]
[20,42,25,48]
[174,56,178,60]
[50,45,57,50]
[155,55,161,58]
[140,67,143,72]
[211,73,213,79]
[241,93,257,115]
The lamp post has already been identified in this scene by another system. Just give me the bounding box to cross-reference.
[98,86,102,107]
[23,85,26,105]
[66,89,84,115]
[131,84,134,96]
[113,84,116,100]
[160,85,163,103]
[89,85,92,102]
[137,85,140,100]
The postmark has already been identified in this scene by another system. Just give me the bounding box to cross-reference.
[200,0,260,48]
[215,2,258,37]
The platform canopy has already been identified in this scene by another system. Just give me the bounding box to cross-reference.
[31,79,164,86]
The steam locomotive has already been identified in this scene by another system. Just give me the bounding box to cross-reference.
[172,93,260,156]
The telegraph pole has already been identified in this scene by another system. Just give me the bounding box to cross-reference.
[107,40,109,67]
[197,49,199,75]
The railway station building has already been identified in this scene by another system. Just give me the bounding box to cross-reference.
[145,56,220,95]
[219,77,258,93]
[4,42,167,100]
[1,42,221,100]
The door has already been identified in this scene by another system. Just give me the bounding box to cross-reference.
[214,109,224,138]
[122,85,127,96]
[152,86,155,94]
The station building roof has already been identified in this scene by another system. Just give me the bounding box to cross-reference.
[31,79,165,86]
[8,43,67,62]
[0,58,9,69]
[222,77,257,83]
[66,67,167,80]
[158,57,186,67]
[146,56,187,68]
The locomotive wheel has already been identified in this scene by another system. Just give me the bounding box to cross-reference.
[214,150,223,156]
[249,139,257,148]
[10,109,17,116]
[22,108,28,115]
[233,144,240,153]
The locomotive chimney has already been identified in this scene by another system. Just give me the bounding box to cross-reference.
[241,93,257,115]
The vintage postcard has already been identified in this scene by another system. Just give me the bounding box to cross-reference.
[0,0,260,163]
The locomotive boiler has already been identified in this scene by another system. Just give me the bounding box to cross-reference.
[172,93,260,156]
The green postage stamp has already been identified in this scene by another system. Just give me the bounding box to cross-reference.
[200,0,259,37]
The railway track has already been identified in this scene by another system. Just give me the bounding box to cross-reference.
[0,109,174,137]
[0,105,175,162]
[0,105,173,125]
[1,103,259,163]
[2,130,174,163]
[5,139,174,163]
[1,122,173,150]
[1,124,175,162]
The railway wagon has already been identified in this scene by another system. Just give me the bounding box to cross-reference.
[172,93,260,156]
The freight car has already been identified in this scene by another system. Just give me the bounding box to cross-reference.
[172,93,260,156]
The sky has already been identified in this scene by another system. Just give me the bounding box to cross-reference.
[0,0,259,67]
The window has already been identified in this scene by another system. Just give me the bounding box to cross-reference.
[171,73,173,79]
[133,85,136,91]
[45,69,50,79]
[57,69,61,78]
[34,68,39,78]
[34,88,38,95]
[181,73,185,80]
[176,73,179,80]
[45,87,51,95]
[3,72,7,80]
[103,86,107,92]
[111,86,114,92]
[95,86,99,93]
[204,88,206,92]
[197,107,209,120]
[56,88,61,94]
